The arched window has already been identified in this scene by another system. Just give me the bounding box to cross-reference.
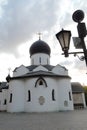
[39,57,41,64]
[69,91,72,101]
[52,89,55,101]
[9,93,12,103]
[35,77,48,87]
[4,99,7,105]
[27,90,31,102]
[47,58,48,64]
[39,80,43,85]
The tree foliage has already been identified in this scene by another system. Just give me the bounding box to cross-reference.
[83,86,87,105]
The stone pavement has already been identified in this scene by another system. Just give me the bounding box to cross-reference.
[0,110,87,130]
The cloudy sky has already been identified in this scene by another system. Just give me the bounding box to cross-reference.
[0,0,87,84]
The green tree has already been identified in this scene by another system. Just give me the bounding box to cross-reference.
[83,86,87,105]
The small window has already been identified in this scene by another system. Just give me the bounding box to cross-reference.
[9,93,12,103]
[39,57,41,64]
[39,80,43,85]
[69,92,72,101]
[52,89,55,101]
[47,58,48,64]
[4,99,7,105]
[27,90,31,102]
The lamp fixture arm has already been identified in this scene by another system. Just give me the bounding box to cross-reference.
[74,53,85,61]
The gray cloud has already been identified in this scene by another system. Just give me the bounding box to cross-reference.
[57,0,87,29]
[60,60,73,67]
[0,0,58,55]
[0,0,87,57]
[59,55,87,74]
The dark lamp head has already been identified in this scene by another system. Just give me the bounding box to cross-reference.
[72,10,84,23]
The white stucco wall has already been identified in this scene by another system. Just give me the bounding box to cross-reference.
[13,65,29,77]
[2,89,8,111]
[57,78,73,111]
[0,89,8,111]
[82,93,86,108]
[31,53,50,65]
[0,91,3,110]
[7,80,25,112]
[7,76,74,112]
[52,64,68,76]
[24,77,59,112]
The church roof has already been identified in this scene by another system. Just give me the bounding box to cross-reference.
[0,82,8,90]
[26,65,54,71]
[43,65,55,71]
[9,70,71,80]
[71,82,84,93]
[29,39,51,56]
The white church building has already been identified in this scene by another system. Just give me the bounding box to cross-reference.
[0,39,75,112]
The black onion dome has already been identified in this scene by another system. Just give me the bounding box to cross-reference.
[29,39,51,56]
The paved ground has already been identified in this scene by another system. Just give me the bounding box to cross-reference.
[0,110,87,130]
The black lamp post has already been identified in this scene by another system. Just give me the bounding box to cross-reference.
[56,10,87,66]
[56,29,71,57]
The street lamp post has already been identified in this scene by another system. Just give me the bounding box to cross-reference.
[56,29,71,57]
[56,10,87,66]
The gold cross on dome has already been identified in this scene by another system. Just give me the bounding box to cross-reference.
[37,32,42,40]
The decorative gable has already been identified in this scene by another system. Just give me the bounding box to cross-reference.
[33,65,48,72]
[13,65,29,77]
[52,64,68,76]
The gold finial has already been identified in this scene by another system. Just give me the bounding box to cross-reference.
[37,32,42,40]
